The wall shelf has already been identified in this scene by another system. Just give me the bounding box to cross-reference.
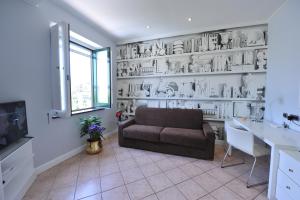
[116,45,268,62]
[117,97,264,102]
[117,25,268,123]
[117,68,266,79]
[122,112,226,122]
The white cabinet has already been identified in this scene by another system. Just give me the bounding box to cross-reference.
[276,150,300,200]
[0,138,35,200]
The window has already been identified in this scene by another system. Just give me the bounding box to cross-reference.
[69,41,111,114]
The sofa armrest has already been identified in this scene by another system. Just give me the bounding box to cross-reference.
[119,118,136,131]
[118,118,135,146]
[202,122,215,142]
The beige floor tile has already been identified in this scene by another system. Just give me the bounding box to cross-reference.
[207,168,235,184]
[147,173,173,192]
[177,179,207,200]
[135,155,153,166]
[165,168,189,184]
[37,166,59,182]
[254,190,268,200]
[23,192,49,200]
[101,185,130,200]
[80,155,99,167]
[26,142,271,200]
[100,172,124,192]
[142,194,159,200]
[211,186,243,200]
[156,159,176,171]
[81,193,102,200]
[193,173,222,192]
[193,160,217,172]
[52,172,77,189]
[100,156,117,166]
[113,146,129,154]
[78,166,100,183]
[238,172,268,192]
[116,152,132,162]
[169,156,190,167]
[121,167,144,184]
[100,163,120,177]
[226,179,261,200]
[47,186,75,200]
[118,158,138,171]
[148,153,167,162]
[180,163,204,178]
[198,194,216,200]
[223,163,251,177]
[26,176,54,196]
[126,179,154,200]
[75,178,101,200]
[141,163,162,177]
[56,164,79,177]
[130,149,148,158]
[156,186,186,200]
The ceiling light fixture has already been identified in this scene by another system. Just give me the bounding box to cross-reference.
[146,25,151,29]
[188,17,192,22]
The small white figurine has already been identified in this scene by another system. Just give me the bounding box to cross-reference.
[256,50,267,70]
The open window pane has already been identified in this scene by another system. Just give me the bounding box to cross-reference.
[70,43,93,111]
[95,48,111,107]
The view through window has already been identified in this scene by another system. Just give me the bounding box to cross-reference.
[69,42,111,114]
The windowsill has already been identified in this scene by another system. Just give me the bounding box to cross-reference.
[71,107,110,115]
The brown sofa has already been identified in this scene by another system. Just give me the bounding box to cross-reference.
[118,107,215,160]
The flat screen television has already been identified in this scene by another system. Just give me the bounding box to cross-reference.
[0,101,28,150]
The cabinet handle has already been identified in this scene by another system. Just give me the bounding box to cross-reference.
[286,185,291,190]
[288,168,294,173]
[2,180,5,185]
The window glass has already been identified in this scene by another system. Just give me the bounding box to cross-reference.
[70,43,93,111]
[95,48,111,107]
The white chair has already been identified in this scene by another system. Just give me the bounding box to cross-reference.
[221,121,270,188]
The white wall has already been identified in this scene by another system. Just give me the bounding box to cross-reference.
[0,0,117,167]
[265,0,300,131]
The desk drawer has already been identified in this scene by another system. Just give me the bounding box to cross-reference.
[277,169,300,200]
[276,186,293,200]
[279,150,300,186]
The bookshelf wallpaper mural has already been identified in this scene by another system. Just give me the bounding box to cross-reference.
[116,24,268,139]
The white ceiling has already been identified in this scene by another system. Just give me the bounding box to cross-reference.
[52,0,286,43]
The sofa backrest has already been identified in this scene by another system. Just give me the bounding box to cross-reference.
[135,107,203,129]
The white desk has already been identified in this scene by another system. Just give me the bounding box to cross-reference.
[232,118,300,200]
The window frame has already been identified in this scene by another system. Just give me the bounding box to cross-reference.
[93,47,112,109]
[69,41,111,115]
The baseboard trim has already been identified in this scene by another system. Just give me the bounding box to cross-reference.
[35,128,118,175]
[35,144,85,175]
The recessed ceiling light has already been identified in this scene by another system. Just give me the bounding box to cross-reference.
[188,17,192,22]
[146,25,151,29]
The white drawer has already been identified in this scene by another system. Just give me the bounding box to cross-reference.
[279,150,300,186]
[276,185,293,200]
[277,169,300,200]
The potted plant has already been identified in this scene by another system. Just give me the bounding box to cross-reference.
[80,116,105,154]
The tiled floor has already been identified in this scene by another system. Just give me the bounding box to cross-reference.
[23,134,270,200]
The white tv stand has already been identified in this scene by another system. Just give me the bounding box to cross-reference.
[0,138,35,200]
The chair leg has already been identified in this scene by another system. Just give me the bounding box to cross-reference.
[246,157,268,188]
[221,146,245,168]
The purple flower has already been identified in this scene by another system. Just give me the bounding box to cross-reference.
[88,124,105,134]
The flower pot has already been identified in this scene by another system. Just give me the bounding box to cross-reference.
[86,139,102,154]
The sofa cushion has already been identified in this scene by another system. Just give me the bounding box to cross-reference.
[164,109,203,129]
[135,107,167,127]
[160,127,207,148]
[135,107,203,129]
[123,124,163,142]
